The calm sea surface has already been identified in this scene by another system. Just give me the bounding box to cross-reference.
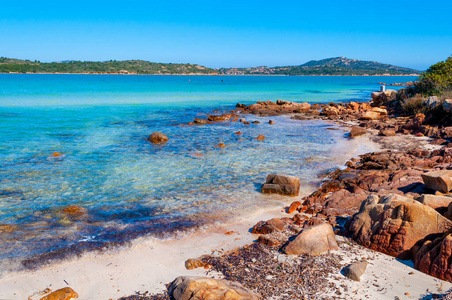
[0,74,415,272]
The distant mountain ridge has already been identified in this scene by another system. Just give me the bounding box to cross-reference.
[219,57,420,75]
[0,56,419,75]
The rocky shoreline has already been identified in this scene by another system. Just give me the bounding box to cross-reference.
[112,88,452,299]
[19,88,452,300]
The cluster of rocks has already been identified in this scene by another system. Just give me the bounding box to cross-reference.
[123,92,452,299]
[236,100,311,116]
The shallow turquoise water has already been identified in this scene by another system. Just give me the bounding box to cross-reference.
[0,74,415,271]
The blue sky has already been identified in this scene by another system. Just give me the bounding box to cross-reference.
[1,0,451,70]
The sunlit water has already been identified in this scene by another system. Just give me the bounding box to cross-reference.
[0,74,415,272]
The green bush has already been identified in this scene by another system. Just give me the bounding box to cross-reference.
[416,56,452,95]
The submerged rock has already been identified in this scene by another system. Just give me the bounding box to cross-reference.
[168,276,259,300]
[261,174,300,196]
[193,118,209,125]
[283,223,338,256]
[148,132,168,144]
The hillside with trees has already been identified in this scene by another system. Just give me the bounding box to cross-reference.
[0,58,216,74]
[219,57,420,75]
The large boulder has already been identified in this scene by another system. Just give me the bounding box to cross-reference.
[261,174,300,196]
[414,232,452,282]
[422,170,452,193]
[283,223,338,256]
[346,194,452,259]
[168,276,259,300]
[148,132,168,144]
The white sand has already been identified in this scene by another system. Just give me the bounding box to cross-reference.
[3,206,452,300]
[0,206,292,300]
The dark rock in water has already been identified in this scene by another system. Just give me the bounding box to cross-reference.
[422,170,452,193]
[168,276,259,300]
[256,135,265,140]
[349,126,366,138]
[193,118,209,125]
[283,223,338,256]
[148,132,168,144]
[261,174,300,196]
[207,114,232,122]
[346,194,452,259]
[343,261,368,281]
[252,121,260,124]
[269,120,275,125]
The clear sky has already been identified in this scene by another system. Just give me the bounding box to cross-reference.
[1,0,451,70]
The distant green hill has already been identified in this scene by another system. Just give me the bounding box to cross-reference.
[0,56,420,75]
[219,57,420,75]
[0,57,216,74]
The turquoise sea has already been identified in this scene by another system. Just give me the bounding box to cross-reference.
[0,74,415,272]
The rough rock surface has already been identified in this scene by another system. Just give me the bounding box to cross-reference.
[251,218,286,234]
[343,261,368,281]
[148,132,168,144]
[236,100,310,116]
[346,194,452,259]
[414,232,452,282]
[261,174,300,196]
[167,276,259,300]
[283,223,338,256]
[40,287,79,300]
